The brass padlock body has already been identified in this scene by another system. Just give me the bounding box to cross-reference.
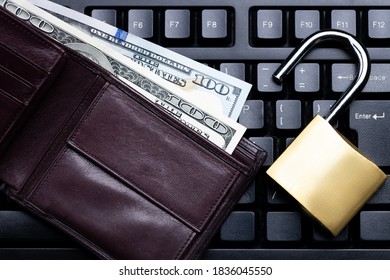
[267,115,386,236]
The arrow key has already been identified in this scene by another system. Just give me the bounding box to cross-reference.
[349,100,390,166]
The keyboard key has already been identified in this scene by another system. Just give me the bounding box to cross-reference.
[360,211,390,240]
[367,175,390,204]
[331,64,354,92]
[368,10,390,38]
[128,10,154,38]
[165,10,190,38]
[220,63,245,81]
[220,212,255,241]
[249,137,274,166]
[238,100,264,129]
[313,223,348,242]
[276,100,301,129]
[313,100,336,118]
[365,64,390,92]
[313,100,338,128]
[294,63,320,92]
[295,10,320,39]
[91,9,117,26]
[332,64,390,92]
[331,10,356,35]
[267,183,293,204]
[257,10,283,39]
[202,10,227,38]
[257,63,282,92]
[349,101,390,166]
[0,211,67,242]
[238,181,256,204]
[286,137,295,147]
[266,212,301,241]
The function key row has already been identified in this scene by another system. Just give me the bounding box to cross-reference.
[252,9,390,46]
[89,8,233,46]
[89,8,390,47]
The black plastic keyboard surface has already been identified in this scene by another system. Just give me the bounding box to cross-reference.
[1,0,390,259]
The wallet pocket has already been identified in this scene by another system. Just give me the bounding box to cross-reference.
[0,45,43,144]
[0,65,34,105]
[0,43,47,95]
[29,147,195,259]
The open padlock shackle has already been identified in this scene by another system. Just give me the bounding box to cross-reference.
[273,30,370,125]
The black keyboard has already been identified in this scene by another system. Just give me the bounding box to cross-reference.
[1,0,390,259]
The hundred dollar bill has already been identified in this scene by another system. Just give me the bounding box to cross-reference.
[28,0,251,121]
[2,0,246,154]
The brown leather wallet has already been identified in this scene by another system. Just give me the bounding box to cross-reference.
[0,8,266,259]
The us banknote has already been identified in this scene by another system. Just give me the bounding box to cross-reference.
[2,0,246,154]
[28,0,252,121]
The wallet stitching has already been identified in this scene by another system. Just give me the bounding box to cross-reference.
[175,231,196,259]
[29,146,68,203]
[68,82,107,147]
[199,170,239,228]
[68,86,242,231]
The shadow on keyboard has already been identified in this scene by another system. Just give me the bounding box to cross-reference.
[1,0,390,259]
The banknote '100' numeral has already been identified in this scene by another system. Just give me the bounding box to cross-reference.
[193,74,230,95]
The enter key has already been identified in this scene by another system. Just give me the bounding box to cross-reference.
[349,101,390,166]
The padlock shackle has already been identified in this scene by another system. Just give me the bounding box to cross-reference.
[273,30,370,125]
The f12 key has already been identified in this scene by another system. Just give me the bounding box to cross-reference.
[349,100,390,166]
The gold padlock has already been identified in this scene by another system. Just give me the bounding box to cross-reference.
[266,30,387,236]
